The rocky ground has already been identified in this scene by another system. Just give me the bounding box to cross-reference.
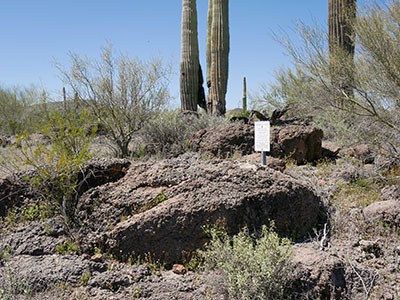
[0,124,399,299]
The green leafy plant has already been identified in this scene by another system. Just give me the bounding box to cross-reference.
[12,103,96,222]
[56,240,80,254]
[199,224,293,300]
[142,191,168,212]
[80,272,91,286]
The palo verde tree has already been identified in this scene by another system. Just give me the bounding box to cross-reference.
[259,0,400,159]
[328,0,357,99]
[56,45,172,158]
[180,0,206,112]
[206,0,230,115]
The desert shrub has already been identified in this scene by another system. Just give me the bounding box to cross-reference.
[199,224,293,300]
[56,44,172,158]
[137,109,226,157]
[4,104,96,222]
[253,1,400,158]
[0,85,44,135]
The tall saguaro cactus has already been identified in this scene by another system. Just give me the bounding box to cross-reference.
[328,0,357,98]
[206,0,229,115]
[180,0,200,111]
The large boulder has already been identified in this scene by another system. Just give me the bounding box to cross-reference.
[188,123,323,164]
[363,200,400,229]
[0,175,35,217]
[188,123,254,158]
[76,153,322,264]
[291,245,346,299]
[270,125,323,164]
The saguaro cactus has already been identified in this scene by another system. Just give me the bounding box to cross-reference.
[328,0,357,98]
[242,76,247,113]
[180,0,200,111]
[206,0,229,115]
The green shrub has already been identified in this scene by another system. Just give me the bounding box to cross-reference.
[80,272,91,286]
[56,240,80,254]
[0,85,41,135]
[199,224,294,300]
[4,103,97,223]
[137,109,226,157]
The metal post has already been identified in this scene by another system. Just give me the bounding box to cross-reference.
[262,151,267,166]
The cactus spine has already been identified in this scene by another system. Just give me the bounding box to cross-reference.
[206,0,229,115]
[180,0,200,111]
[328,0,357,98]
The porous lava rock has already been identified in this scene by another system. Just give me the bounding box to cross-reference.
[76,153,322,264]
[270,125,323,164]
[188,123,254,158]
[188,123,323,164]
[291,245,346,299]
[0,157,130,218]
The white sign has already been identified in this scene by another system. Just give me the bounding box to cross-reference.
[254,121,270,152]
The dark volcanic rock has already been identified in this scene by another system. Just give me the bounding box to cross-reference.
[270,125,323,164]
[188,123,323,164]
[0,254,212,299]
[380,185,400,202]
[76,153,322,264]
[77,157,131,195]
[292,245,346,300]
[0,158,130,218]
[0,255,95,293]
[363,200,400,229]
[189,123,255,158]
[0,217,65,256]
[0,175,37,218]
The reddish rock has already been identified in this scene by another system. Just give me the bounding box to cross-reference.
[189,123,323,164]
[90,253,104,262]
[270,125,323,164]
[188,123,254,158]
[172,264,186,275]
[339,144,374,164]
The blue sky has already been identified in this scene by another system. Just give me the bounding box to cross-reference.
[0,1,372,109]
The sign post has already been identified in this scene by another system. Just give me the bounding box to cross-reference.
[254,121,270,165]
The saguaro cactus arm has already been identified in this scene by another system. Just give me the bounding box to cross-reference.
[206,0,229,115]
[180,0,200,111]
[328,0,356,56]
[328,0,357,99]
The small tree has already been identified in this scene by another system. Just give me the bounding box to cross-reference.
[1,103,97,223]
[56,45,172,158]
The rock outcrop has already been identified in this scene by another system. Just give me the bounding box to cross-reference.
[189,123,254,158]
[292,245,346,299]
[270,125,323,164]
[76,153,322,264]
[189,123,323,164]
[0,158,130,218]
